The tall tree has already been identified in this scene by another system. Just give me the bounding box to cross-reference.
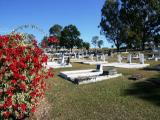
[75,38,83,49]
[49,24,62,37]
[49,24,62,50]
[91,36,99,49]
[100,0,124,51]
[120,0,160,50]
[97,40,104,48]
[61,24,81,51]
[83,42,90,51]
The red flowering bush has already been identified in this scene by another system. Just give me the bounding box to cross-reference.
[41,36,59,48]
[47,36,59,44]
[0,34,53,119]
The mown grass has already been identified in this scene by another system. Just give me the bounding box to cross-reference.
[45,59,160,120]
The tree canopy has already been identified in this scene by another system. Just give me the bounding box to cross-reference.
[100,0,160,50]
[49,24,63,37]
[91,36,104,49]
[60,24,81,51]
[41,24,90,51]
[100,0,123,51]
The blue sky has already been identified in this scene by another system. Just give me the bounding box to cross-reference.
[0,0,112,48]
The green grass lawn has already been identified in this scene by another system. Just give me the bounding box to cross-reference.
[45,60,160,120]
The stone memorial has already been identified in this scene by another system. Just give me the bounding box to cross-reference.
[96,55,99,61]
[82,53,84,60]
[102,66,117,75]
[66,57,70,65]
[127,54,132,63]
[77,53,80,59]
[61,54,65,65]
[90,54,94,61]
[103,54,106,62]
[155,57,158,61]
[117,54,122,63]
[74,52,77,59]
[139,54,144,64]
[96,64,103,72]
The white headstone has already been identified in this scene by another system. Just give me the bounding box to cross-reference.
[82,53,84,60]
[117,54,122,63]
[61,54,65,65]
[90,55,94,61]
[96,64,103,72]
[138,52,141,58]
[128,54,132,63]
[135,54,139,58]
[96,55,99,61]
[85,50,88,56]
[155,57,158,61]
[77,53,80,59]
[103,54,105,62]
[74,53,76,59]
[139,54,144,64]
[105,54,108,59]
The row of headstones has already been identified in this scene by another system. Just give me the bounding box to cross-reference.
[117,54,145,64]
[90,54,107,62]
[73,52,107,62]
[73,51,89,59]
[148,54,160,61]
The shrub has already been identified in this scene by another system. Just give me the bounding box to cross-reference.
[0,34,53,119]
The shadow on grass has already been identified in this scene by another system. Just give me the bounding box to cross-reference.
[143,64,160,71]
[124,75,160,106]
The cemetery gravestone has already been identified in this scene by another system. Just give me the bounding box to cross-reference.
[61,54,65,65]
[74,53,76,59]
[91,54,94,61]
[103,54,105,62]
[96,64,103,72]
[128,54,132,63]
[66,57,70,65]
[103,66,117,75]
[117,54,122,63]
[77,53,80,59]
[139,54,144,64]
[96,55,99,61]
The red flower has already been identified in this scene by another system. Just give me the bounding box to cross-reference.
[0,51,2,59]
[0,104,3,109]
[19,103,27,112]
[6,89,13,96]
[4,97,12,109]
[30,92,36,98]
[41,55,48,63]
[12,104,18,109]
[19,82,26,91]
[11,79,17,84]
[3,111,10,118]
[0,34,54,119]
[48,36,59,44]
[41,41,46,48]
[31,106,36,113]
